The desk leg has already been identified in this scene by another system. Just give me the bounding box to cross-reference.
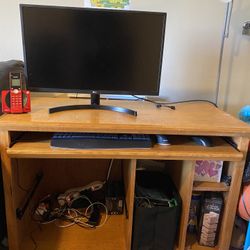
[0,131,19,250]
[165,160,195,250]
[123,159,136,250]
[219,137,249,250]
[176,161,195,250]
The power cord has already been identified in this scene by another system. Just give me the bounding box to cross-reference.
[105,159,114,183]
[33,192,109,229]
[132,95,175,110]
[132,95,217,109]
[157,99,217,107]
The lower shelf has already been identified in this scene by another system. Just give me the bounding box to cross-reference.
[185,233,219,250]
[193,181,230,192]
[21,215,126,250]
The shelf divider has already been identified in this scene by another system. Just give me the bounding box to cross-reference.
[193,181,230,192]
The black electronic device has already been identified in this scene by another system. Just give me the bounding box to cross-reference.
[105,181,124,215]
[50,132,153,149]
[87,207,101,226]
[156,134,171,145]
[20,5,166,115]
[191,136,212,147]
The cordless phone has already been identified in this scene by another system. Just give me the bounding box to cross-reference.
[9,72,23,113]
[1,72,31,114]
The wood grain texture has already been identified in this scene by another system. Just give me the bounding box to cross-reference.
[13,159,44,248]
[20,216,126,250]
[0,132,19,250]
[123,160,136,250]
[193,181,230,192]
[16,159,120,195]
[12,159,123,250]
[185,233,219,250]
[7,137,243,161]
[1,96,250,250]
[168,161,195,250]
[0,96,250,136]
[218,137,250,250]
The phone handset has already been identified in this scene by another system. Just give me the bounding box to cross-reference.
[9,72,23,113]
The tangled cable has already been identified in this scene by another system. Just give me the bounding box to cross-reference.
[33,193,108,229]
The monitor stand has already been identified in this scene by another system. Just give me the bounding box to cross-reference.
[49,92,137,116]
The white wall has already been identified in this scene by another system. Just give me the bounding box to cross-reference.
[0,0,249,116]
[131,0,225,103]
[218,0,250,115]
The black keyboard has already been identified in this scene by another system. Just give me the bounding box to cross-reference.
[51,132,153,149]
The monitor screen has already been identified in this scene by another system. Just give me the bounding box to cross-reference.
[20,5,166,95]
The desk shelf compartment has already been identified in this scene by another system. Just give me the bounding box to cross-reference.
[11,158,136,250]
[21,215,127,250]
[186,233,219,250]
[7,133,243,161]
[5,133,247,250]
[185,191,225,250]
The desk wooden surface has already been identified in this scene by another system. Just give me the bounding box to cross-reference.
[0,96,250,250]
[0,96,249,136]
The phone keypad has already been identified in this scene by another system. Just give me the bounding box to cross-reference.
[10,90,23,111]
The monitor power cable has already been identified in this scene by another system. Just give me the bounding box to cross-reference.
[132,95,175,110]
[132,95,217,109]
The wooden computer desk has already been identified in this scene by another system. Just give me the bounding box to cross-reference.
[0,96,249,250]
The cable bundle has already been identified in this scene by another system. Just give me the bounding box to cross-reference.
[33,193,108,229]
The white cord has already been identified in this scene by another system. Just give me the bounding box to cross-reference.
[40,219,57,225]
[53,208,77,228]
[54,200,108,228]
[54,220,75,228]
[106,159,114,183]
[54,208,89,228]
[85,202,109,228]
[35,192,109,229]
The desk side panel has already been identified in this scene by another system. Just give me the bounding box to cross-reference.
[218,137,249,250]
[123,159,136,250]
[0,131,19,250]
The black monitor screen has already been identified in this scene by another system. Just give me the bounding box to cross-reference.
[20,5,166,95]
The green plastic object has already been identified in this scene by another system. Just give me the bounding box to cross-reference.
[239,105,250,124]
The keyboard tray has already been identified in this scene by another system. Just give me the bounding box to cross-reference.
[51,133,153,149]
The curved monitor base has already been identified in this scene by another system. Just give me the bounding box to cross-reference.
[49,104,137,116]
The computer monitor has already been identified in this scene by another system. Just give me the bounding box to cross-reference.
[20,5,166,115]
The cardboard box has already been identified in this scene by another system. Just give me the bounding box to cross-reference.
[194,160,223,182]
